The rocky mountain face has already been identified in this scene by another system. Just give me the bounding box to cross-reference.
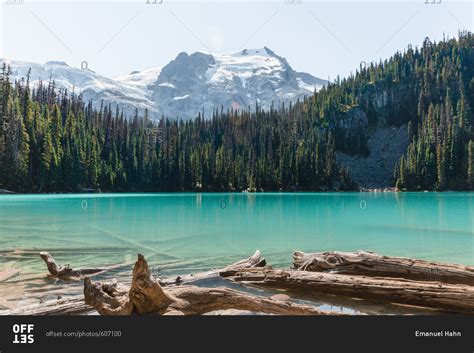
[337,126,409,189]
[332,87,412,189]
[1,47,326,120]
[336,107,369,130]
[325,93,410,189]
[152,47,327,119]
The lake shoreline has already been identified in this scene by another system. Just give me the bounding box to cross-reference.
[2,188,474,195]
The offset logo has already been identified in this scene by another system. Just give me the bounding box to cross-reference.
[12,324,34,344]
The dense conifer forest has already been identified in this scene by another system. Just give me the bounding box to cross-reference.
[0,32,472,192]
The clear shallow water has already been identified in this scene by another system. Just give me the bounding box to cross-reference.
[0,192,474,313]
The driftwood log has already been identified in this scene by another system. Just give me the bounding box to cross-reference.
[293,250,474,285]
[221,267,474,314]
[40,252,115,280]
[84,254,341,316]
[2,296,92,316]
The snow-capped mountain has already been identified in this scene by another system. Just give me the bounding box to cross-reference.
[152,47,326,119]
[1,47,326,120]
[0,59,158,119]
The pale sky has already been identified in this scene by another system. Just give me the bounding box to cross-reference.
[0,0,472,80]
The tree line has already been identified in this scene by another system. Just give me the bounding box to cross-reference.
[0,70,356,192]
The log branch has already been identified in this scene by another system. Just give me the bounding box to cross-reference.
[40,252,113,280]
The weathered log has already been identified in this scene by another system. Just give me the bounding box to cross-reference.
[40,252,114,280]
[159,250,266,286]
[293,250,474,285]
[0,296,94,316]
[84,254,342,316]
[221,267,474,314]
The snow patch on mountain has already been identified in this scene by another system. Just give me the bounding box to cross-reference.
[114,67,162,90]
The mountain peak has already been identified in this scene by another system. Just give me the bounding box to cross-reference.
[153,47,326,119]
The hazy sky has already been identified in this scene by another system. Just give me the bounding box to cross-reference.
[1,0,472,80]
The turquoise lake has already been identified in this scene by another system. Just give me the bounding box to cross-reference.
[0,192,473,312]
[1,192,474,270]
